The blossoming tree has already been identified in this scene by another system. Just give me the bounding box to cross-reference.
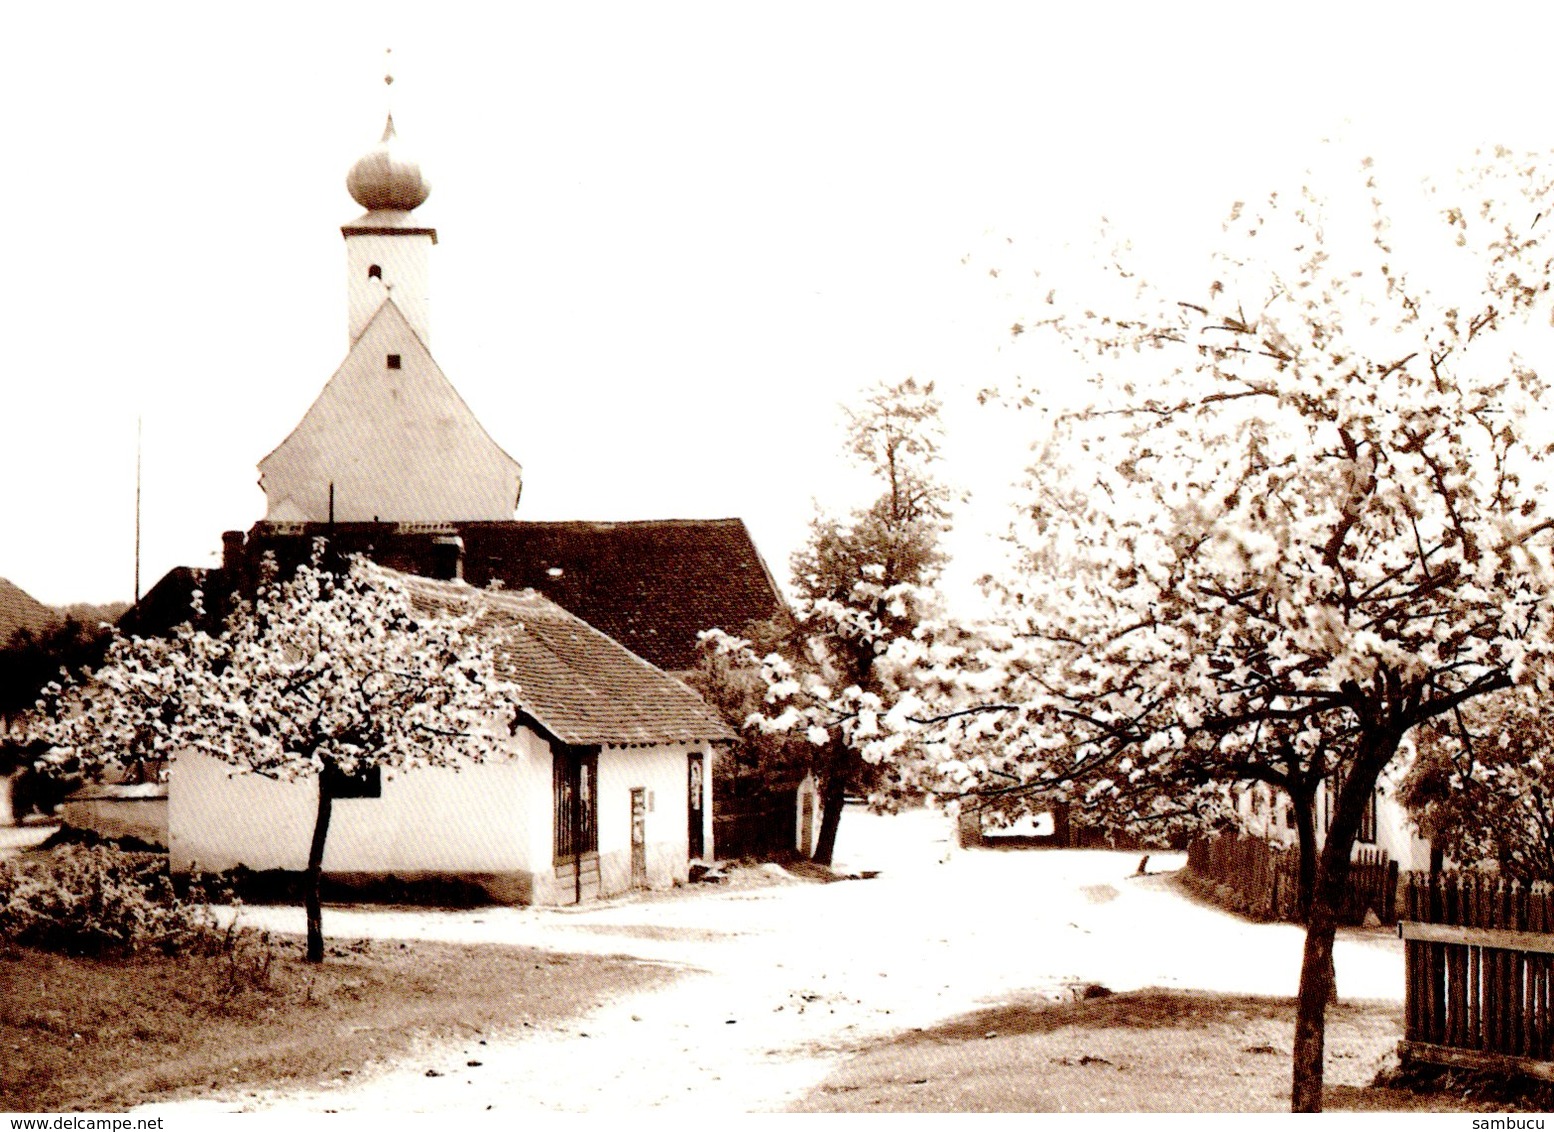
[31,550,516,962]
[932,154,1554,1110]
[1400,698,1554,883]
[699,377,951,864]
[700,569,931,852]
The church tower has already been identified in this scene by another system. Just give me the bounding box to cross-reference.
[257,84,522,525]
[342,112,435,346]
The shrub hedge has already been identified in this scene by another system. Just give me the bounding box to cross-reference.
[0,844,233,957]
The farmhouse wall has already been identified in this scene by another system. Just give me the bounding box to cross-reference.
[168,728,549,894]
[596,742,700,895]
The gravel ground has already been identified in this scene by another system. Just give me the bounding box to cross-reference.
[136,807,1404,1114]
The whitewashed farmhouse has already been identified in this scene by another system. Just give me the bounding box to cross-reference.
[170,574,731,904]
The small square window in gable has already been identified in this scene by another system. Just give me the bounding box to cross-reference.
[386,354,402,369]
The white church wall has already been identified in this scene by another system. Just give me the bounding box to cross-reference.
[1374,778,1433,872]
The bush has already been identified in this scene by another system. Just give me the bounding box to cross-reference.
[0,844,233,957]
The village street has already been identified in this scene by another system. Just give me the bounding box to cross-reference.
[133,807,1406,1114]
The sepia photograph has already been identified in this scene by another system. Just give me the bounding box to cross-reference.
[5,0,1554,1118]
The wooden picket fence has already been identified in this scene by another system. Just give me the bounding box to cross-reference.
[712,787,797,860]
[1187,833,1302,921]
[1185,833,1398,925]
[1346,846,1400,925]
[1399,873,1554,1081]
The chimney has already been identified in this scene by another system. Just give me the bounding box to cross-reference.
[221,530,245,574]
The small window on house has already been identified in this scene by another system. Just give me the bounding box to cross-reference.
[368,264,383,280]
[324,763,382,799]
[386,354,402,369]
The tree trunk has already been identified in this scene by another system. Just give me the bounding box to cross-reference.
[1290,785,1318,921]
[1292,828,1357,1110]
[814,746,851,864]
[304,774,334,964]
[1291,890,1340,1112]
[1289,729,1400,1112]
[1288,782,1337,1005]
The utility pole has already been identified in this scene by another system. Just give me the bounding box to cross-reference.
[134,416,142,605]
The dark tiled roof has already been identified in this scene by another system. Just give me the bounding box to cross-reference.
[239,518,789,672]
[399,573,734,748]
[458,520,787,671]
[117,567,214,637]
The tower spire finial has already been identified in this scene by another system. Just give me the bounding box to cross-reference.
[381,48,396,140]
[346,45,431,212]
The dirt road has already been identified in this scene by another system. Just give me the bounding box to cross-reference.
[144,808,1404,1113]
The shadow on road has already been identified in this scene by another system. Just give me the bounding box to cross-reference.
[883,987,1395,1046]
[788,988,1420,1113]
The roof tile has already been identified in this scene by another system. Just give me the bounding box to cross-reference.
[235,518,789,672]
[398,572,734,748]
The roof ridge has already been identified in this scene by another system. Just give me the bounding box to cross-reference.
[456,517,750,529]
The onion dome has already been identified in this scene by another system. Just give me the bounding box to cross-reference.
[346,114,431,212]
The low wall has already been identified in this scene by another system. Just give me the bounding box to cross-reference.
[60,784,169,849]
[958,803,1146,851]
[208,867,534,907]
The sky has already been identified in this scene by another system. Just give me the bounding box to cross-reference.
[3,2,1554,608]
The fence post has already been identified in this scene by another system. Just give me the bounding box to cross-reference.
[1404,875,1419,1042]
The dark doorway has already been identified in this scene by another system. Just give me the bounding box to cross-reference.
[553,745,600,904]
[800,785,814,858]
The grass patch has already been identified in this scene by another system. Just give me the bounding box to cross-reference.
[1,934,676,1112]
[788,988,1526,1113]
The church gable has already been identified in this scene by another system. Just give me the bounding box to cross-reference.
[258,300,522,523]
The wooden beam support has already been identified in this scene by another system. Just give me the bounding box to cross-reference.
[1399,1040,1554,1084]
[1399,921,1554,957]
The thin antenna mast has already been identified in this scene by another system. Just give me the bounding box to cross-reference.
[134,416,142,604]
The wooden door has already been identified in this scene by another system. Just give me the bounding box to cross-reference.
[553,745,600,904]
[800,786,814,857]
[687,753,705,860]
[630,788,647,889]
